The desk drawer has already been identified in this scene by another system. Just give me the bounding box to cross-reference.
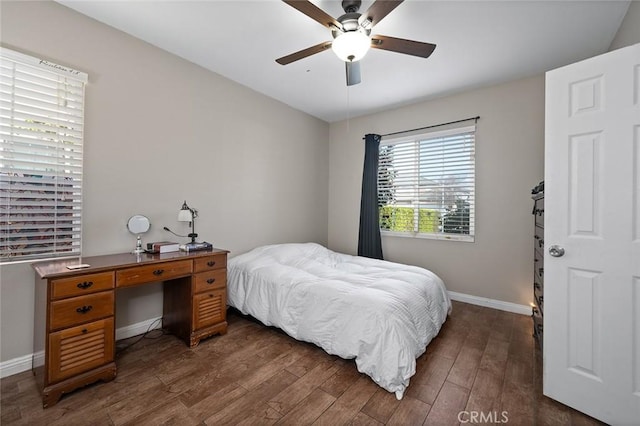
[194,269,226,294]
[194,254,227,273]
[50,292,114,331]
[51,272,114,300]
[116,260,192,287]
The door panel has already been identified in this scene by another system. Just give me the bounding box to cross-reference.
[569,133,601,236]
[567,268,601,381]
[545,43,640,424]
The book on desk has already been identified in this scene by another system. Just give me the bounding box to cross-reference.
[146,241,180,253]
[180,241,213,252]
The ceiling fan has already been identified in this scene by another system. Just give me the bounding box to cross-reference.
[276,0,436,86]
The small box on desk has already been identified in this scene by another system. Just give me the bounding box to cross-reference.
[146,241,180,253]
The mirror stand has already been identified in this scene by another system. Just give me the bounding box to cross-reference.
[126,215,151,254]
[132,235,145,254]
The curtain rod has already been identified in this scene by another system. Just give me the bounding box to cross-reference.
[376,116,480,138]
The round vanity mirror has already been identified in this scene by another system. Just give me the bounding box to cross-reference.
[127,214,150,234]
[127,214,150,254]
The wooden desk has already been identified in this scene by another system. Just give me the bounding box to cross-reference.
[32,248,229,408]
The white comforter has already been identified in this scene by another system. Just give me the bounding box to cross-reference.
[227,243,451,399]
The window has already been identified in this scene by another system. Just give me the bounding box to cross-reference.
[377,125,476,241]
[1,47,88,263]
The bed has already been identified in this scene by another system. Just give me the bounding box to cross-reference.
[227,242,451,399]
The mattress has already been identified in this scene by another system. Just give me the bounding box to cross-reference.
[227,242,451,399]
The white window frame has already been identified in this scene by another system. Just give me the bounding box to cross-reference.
[1,47,88,263]
[377,125,476,242]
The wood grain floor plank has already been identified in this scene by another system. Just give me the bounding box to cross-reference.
[203,370,298,425]
[478,336,510,379]
[464,368,503,414]
[423,381,469,426]
[313,376,379,425]
[233,402,284,426]
[184,382,248,420]
[276,388,336,425]
[285,346,332,378]
[349,411,385,425]
[360,387,401,423]
[268,357,340,415]
[238,343,312,390]
[404,354,455,405]
[318,358,362,398]
[105,377,177,425]
[446,342,484,390]
[121,397,200,426]
[385,396,431,426]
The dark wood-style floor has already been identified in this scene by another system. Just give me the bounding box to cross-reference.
[1,301,604,425]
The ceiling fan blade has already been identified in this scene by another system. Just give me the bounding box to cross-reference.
[371,35,436,58]
[359,0,403,28]
[276,41,333,65]
[283,0,342,30]
[346,61,361,86]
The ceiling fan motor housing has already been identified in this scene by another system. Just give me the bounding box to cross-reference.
[333,12,365,38]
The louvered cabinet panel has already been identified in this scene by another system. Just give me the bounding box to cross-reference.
[48,317,114,383]
[193,289,226,330]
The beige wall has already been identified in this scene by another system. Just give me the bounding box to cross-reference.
[609,0,640,51]
[0,1,329,363]
[328,75,545,306]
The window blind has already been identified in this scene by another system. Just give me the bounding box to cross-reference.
[1,47,88,263]
[378,125,476,241]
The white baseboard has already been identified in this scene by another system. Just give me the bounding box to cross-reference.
[0,317,163,379]
[448,291,531,316]
[114,316,162,341]
[0,353,35,379]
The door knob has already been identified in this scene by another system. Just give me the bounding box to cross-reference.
[549,245,565,257]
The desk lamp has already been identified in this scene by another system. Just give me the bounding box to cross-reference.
[178,200,198,243]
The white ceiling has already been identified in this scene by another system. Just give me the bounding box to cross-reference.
[57,0,629,123]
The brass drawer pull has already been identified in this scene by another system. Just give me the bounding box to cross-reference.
[206,278,216,284]
[153,269,164,276]
[76,305,93,314]
[77,281,93,289]
[82,328,88,334]
[207,261,216,267]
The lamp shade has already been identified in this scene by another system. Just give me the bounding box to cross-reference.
[178,209,192,222]
[331,31,371,62]
[178,202,192,222]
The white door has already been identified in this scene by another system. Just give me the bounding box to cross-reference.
[544,42,640,425]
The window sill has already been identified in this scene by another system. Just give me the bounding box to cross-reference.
[381,230,475,243]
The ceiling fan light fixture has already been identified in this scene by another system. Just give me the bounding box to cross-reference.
[331,31,371,62]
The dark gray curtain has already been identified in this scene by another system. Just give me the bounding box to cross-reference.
[357,134,383,259]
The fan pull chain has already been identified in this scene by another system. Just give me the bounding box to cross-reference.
[346,85,350,133]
